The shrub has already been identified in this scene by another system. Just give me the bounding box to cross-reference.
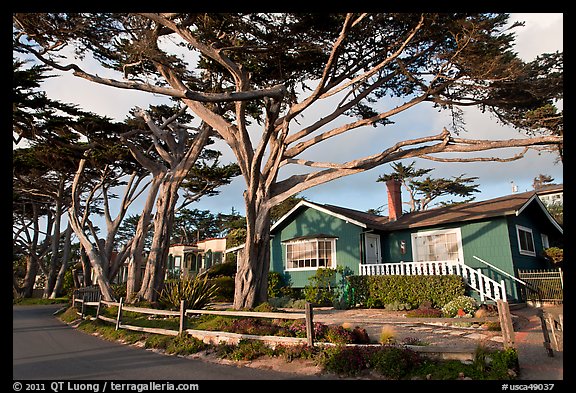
[316,346,374,376]
[268,296,292,308]
[350,326,371,344]
[486,348,519,379]
[303,266,353,307]
[223,339,273,361]
[324,325,354,344]
[158,272,219,310]
[347,275,466,309]
[287,299,308,309]
[206,261,236,278]
[441,295,478,318]
[209,276,234,302]
[268,271,290,298]
[273,344,316,362]
[165,334,208,355]
[405,301,443,318]
[288,321,327,339]
[370,346,421,379]
[303,267,341,306]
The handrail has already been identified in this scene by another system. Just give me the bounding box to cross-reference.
[473,256,527,286]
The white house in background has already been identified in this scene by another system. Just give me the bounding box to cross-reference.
[167,238,227,278]
[536,184,563,207]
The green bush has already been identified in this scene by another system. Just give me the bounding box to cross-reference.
[206,261,237,278]
[347,275,466,309]
[370,346,421,379]
[303,267,352,307]
[209,276,234,302]
[221,339,273,361]
[316,346,374,376]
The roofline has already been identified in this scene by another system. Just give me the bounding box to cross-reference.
[517,193,563,234]
[270,200,368,233]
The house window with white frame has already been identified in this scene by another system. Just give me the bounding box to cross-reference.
[285,238,336,270]
[411,228,463,262]
[516,225,536,256]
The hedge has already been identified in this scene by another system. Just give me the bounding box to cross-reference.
[347,275,466,309]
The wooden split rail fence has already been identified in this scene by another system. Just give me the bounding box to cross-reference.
[72,292,316,346]
[72,288,516,351]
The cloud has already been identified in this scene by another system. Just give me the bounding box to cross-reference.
[508,13,563,61]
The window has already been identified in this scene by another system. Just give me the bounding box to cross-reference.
[411,228,463,262]
[516,225,536,256]
[285,238,336,270]
[541,233,550,249]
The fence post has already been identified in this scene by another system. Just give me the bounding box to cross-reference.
[115,297,124,331]
[537,309,554,357]
[179,299,187,334]
[546,314,560,352]
[305,302,314,346]
[497,300,515,349]
[80,295,87,318]
[95,293,102,319]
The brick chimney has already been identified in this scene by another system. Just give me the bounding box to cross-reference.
[385,179,402,221]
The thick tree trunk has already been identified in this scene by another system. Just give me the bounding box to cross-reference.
[126,177,161,302]
[233,196,271,310]
[137,181,179,302]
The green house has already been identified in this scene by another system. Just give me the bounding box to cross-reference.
[269,186,563,303]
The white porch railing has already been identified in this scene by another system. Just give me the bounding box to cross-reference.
[359,260,507,302]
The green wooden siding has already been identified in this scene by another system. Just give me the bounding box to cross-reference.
[270,207,363,288]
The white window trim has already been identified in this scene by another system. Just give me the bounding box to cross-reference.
[410,227,464,263]
[284,238,337,271]
[516,225,536,257]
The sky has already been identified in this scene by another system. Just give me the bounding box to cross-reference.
[29,13,564,219]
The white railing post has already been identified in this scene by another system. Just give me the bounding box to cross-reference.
[477,268,485,302]
[500,280,507,301]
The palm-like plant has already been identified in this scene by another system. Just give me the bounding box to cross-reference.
[158,272,219,310]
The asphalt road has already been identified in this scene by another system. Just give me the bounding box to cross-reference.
[12,304,329,381]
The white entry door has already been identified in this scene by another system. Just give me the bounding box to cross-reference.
[365,233,381,264]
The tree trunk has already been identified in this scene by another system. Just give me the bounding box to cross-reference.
[80,249,91,287]
[137,180,179,302]
[19,255,39,298]
[233,194,271,310]
[43,178,65,298]
[126,177,161,302]
[49,224,73,298]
